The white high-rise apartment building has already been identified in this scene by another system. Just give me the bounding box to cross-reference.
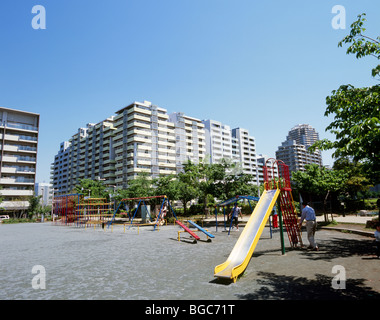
[202,120,260,184]
[232,128,258,181]
[0,107,39,214]
[35,182,52,206]
[202,120,233,163]
[52,101,206,193]
[276,124,322,175]
[169,112,206,173]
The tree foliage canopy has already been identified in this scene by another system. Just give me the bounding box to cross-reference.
[73,159,259,216]
[311,13,380,183]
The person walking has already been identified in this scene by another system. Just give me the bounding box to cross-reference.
[299,202,319,251]
[230,206,243,231]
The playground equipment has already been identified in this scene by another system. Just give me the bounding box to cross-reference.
[214,159,302,283]
[176,220,200,243]
[188,220,215,239]
[176,220,215,243]
[214,195,260,234]
[108,196,177,231]
[53,194,113,227]
[76,198,113,227]
[53,194,82,225]
[264,159,302,248]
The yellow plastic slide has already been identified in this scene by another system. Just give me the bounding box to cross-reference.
[214,189,280,283]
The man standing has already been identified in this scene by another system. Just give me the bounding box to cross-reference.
[299,202,319,251]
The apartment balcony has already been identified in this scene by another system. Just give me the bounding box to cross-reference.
[0,189,34,197]
[127,121,151,130]
[103,172,116,179]
[158,168,176,175]
[157,140,175,148]
[127,136,151,144]
[158,162,176,168]
[127,167,150,173]
[115,177,123,183]
[1,167,35,174]
[103,131,115,139]
[104,178,116,185]
[0,200,29,210]
[158,155,176,161]
[1,133,38,143]
[114,140,124,148]
[1,145,37,153]
[4,122,38,133]
[0,177,34,185]
[129,113,151,122]
[127,106,152,116]
[137,144,152,151]
[103,159,116,165]
[129,128,152,137]
[137,159,151,166]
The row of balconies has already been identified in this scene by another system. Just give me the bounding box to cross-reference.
[0,189,34,196]
[0,200,30,210]
[1,155,36,163]
[1,122,38,132]
[1,166,35,174]
[0,133,38,143]
[0,144,37,153]
[0,177,35,184]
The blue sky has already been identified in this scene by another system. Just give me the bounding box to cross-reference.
[1,0,379,183]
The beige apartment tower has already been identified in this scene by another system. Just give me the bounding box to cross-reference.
[52,101,206,193]
[0,107,39,214]
[276,124,322,175]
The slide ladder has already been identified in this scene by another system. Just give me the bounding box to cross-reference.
[278,190,303,247]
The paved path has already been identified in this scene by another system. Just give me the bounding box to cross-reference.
[206,213,376,226]
[316,214,375,224]
[1,221,379,300]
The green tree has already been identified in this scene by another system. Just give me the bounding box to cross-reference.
[74,178,108,199]
[196,158,222,215]
[176,160,201,216]
[212,158,257,201]
[311,13,380,184]
[292,164,347,222]
[333,158,371,200]
[27,194,41,219]
[152,174,178,200]
[123,172,153,199]
[338,13,380,79]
